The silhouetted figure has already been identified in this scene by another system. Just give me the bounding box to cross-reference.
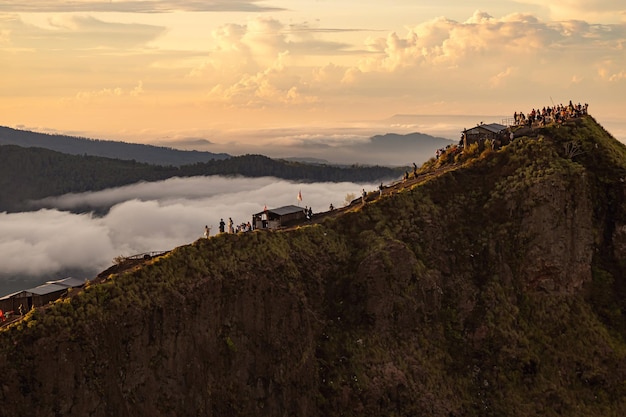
[219,218,225,233]
[204,225,211,238]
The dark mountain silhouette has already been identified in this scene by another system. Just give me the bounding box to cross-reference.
[1,115,626,416]
[0,126,230,166]
[0,145,405,212]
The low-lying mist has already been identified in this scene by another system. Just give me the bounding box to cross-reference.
[0,175,381,296]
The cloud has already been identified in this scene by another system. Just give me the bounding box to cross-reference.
[0,0,285,13]
[517,0,626,22]
[334,10,626,112]
[0,210,117,276]
[0,175,379,293]
[71,81,145,103]
[2,14,167,50]
[196,10,625,116]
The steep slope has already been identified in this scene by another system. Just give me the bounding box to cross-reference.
[1,116,626,416]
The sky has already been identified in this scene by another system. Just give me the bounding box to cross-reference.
[0,175,379,295]
[1,0,625,153]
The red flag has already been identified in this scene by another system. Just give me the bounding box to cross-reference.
[297,190,302,201]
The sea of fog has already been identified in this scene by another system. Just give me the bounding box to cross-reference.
[0,175,382,296]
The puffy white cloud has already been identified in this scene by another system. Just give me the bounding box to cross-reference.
[517,0,626,23]
[0,210,117,276]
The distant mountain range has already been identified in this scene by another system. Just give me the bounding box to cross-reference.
[0,126,454,167]
[0,126,230,166]
[282,132,455,166]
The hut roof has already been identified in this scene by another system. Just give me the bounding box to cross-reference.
[46,277,86,288]
[0,290,25,301]
[27,283,67,296]
[254,205,304,217]
[465,123,507,134]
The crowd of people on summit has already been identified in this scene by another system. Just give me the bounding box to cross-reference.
[514,100,588,128]
[428,100,590,162]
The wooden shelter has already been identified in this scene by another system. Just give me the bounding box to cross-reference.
[0,277,86,316]
[462,123,508,148]
[252,205,307,230]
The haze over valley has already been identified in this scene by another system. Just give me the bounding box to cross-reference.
[0,175,381,295]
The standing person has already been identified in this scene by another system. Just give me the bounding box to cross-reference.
[219,218,225,234]
[227,217,234,233]
[361,188,367,205]
[204,225,211,239]
[379,182,384,197]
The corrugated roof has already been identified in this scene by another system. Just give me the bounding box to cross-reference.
[46,277,86,288]
[271,205,306,216]
[0,290,28,300]
[255,205,305,216]
[27,283,67,296]
[466,123,507,134]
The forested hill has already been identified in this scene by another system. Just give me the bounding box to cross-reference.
[0,145,405,212]
[2,115,626,416]
[0,126,230,166]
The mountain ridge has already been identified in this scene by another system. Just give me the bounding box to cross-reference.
[0,145,405,213]
[0,125,453,167]
[0,125,230,166]
[1,115,626,416]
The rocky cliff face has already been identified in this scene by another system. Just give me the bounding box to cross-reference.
[1,116,626,417]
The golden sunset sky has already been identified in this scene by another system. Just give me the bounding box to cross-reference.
[1,0,625,149]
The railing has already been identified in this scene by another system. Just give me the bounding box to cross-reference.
[126,251,169,260]
[502,117,516,126]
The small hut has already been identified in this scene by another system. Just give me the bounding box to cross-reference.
[0,277,86,316]
[252,205,307,230]
[462,123,508,148]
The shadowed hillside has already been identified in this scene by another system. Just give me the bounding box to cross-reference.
[0,147,404,212]
[1,115,626,416]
